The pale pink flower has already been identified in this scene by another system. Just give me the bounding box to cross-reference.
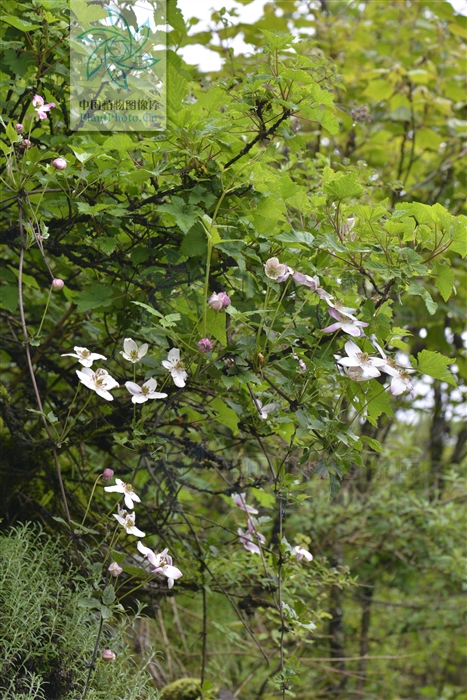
[120,337,148,363]
[292,272,332,300]
[322,308,368,337]
[76,367,118,400]
[237,527,266,554]
[32,94,56,119]
[162,348,187,387]
[102,649,116,662]
[125,378,167,404]
[325,299,359,320]
[208,291,230,310]
[337,340,386,380]
[291,546,313,562]
[104,478,141,509]
[137,541,183,589]
[62,346,107,367]
[264,257,292,282]
[232,493,259,515]
[113,508,145,537]
[108,561,123,577]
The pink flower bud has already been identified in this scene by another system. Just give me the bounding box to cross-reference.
[20,139,31,149]
[102,649,116,662]
[102,468,114,482]
[108,561,123,577]
[52,157,67,171]
[51,278,64,291]
[15,123,24,133]
[197,338,213,353]
[208,291,230,311]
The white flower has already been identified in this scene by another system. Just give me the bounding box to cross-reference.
[264,257,292,282]
[125,378,168,404]
[162,348,187,388]
[232,493,259,515]
[113,508,145,537]
[322,308,369,337]
[137,541,183,588]
[254,398,278,420]
[326,300,359,320]
[62,346,107,367]
[337,340,386,379]
[291,546,313,562]
[108,561,123,577]
[120,338,148,363]
[76,367,119,400]
[372,340,415,397]
[104,478,141,509]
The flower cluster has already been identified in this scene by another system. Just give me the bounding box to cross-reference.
[62,339,188,403]
[104,475,183,589]
[232,492,266,555]
[337,339,415,395]
[264,255,416,396]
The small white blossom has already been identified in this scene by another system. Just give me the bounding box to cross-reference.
[372,340,415,397]
[108,561,123,577]
[62,346,107,367]
[137,541,183,588]
[254,399,278,420]
[76,367,119,400]
[125,378,168,404]
[113,508,145,537]
[104,478,141,509]
[120,338,148,363]
[322,308,369,337]
[337,340,386,379]
[162,348,187,388]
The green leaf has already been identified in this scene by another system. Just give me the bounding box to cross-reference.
[2,15,41,31]
[413,350,457,387]
[433,262,455,302]
[75,284,114,313]
[158,197,200,234]
[366,382,395,427]
[102,584,115,605]
[0,285,18,312]
[360,435,383,453]
[210,398,239,435]
[323,173,364,200]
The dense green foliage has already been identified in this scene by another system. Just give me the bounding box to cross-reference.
[1,1,466,698]
[0,523,161,699]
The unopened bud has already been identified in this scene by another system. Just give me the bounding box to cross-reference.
[108,561,123,577]
[15,123,24,133]
[20,139,31,149]
[197,338,213,353]
[208,291,230,311]
[102,649,116,662]
[102,468,114,482]
[52,157,67,170]
[52,278,64,291]
[258,353,265,365]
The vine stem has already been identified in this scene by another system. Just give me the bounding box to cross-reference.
[17,200,83,568]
